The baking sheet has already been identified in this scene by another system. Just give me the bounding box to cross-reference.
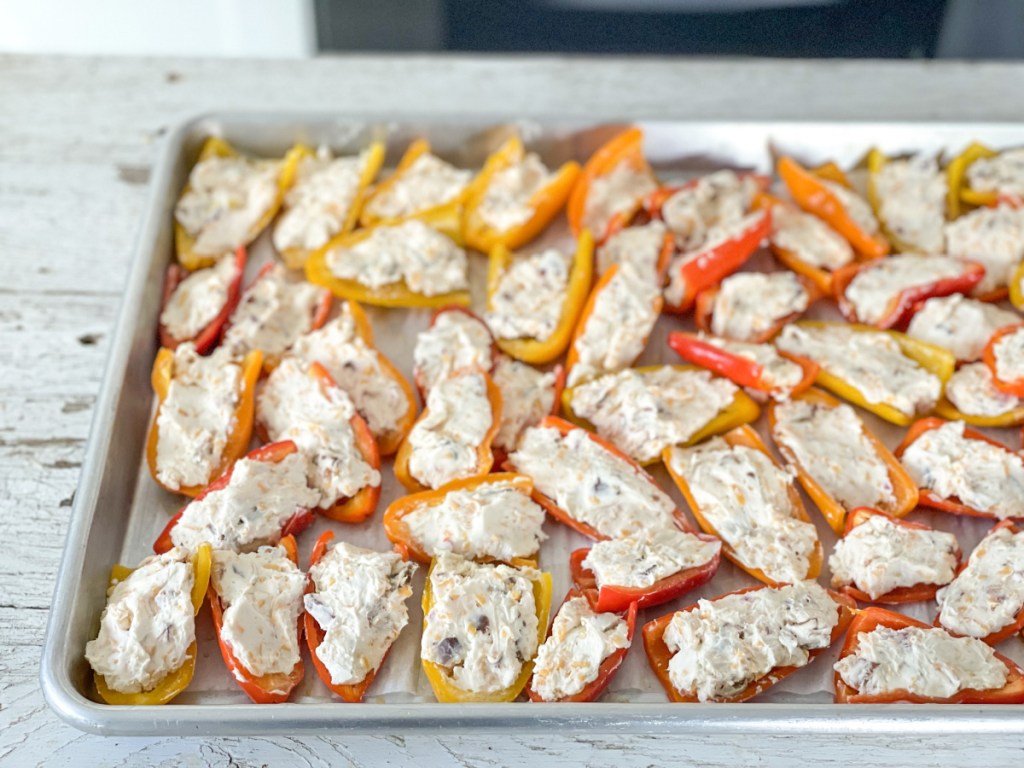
[42,116,1024,734]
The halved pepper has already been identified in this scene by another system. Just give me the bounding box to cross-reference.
[777,155,889,260]
[933,386,1024,429]
[382,472,537,564]
[643,584,856,703]
[175,137,302,271]
[462,135,580,252]
[982,323,1024,396]
[413,305,497,402]
[836,507,961,605]
[207,535,304,704]
[393,368,503,493]
[567,127,655,244]
[158,245,246,354]
[145,346,263,497]
[153,440,317,554]
[560,365,762,466]
[834,606,1024,704]
[93,543,212,705]
[305,206,470,308]
[866,148,949,254]
[276,141,386,270]
[486,231,594,364]
[420,555,553,702]
[767,387,918,534]
[667,331,818,401]
[946,141,1002,218]
[662,424,823,586]
[525,588,637,703]
[693,271,820,342]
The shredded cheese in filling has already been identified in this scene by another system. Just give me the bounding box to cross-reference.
[775,324,941,417]
[770,204,854,271]
[905,294,1018,362]
[966,147,1024,197]
[944,362,1021,417]
[596,221,667,279]
[568,367,738,464]
[820,179,880,235]
[834,625,1007,698]
[667,438,819,584]
[993,325,1024,384]
[413,311,493,395]
[421,553,541,694]
[567,263,660,386]
[160,255,236,341]
[256,359,381,508]
[583,159,656,238]
[772,398,895,512]
[936,525,1024,639]
[155,343,242,491]
[944,204,1024,295]
[660,170,759,251]
[475,153,552,232]
[273,146,372,253]
[304,542,417,686]
[509,425,679,539]
[530,596,630,701]
[175,155,281,256]
[581,528,721,589]
[486,248,571,341]
[843,254,971,325]
[900,420,1024,519]
[290,307,406,440]
[701,336,805,394]
[363,152,471,221]
[662,582,839,702]
[210,546,306,678]
[873,154,947,252]
[403,479,546,562]
[710,272,809,341]
[829,515,959,600]
[406,372,494,489]
[325,219,468,297]
[171,452,320,552]
[223,265,325,361]
[492,355,557,453]
[84,548,195,695]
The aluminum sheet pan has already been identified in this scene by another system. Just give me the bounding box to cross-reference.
[41,115,1024,735]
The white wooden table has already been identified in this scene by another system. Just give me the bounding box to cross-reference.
[2,54,1023,767]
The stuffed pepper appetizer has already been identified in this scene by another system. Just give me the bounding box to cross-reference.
[936,362,1024,427]
[947,142,1024,215]
[412,307,496,398]
[694,271,816,343]
[943,202,1024,300]
[158,246,246,354]
[490,354,562,466]
[906,294,1018,363]
[984,323,1024,395]
[594,220,673,283]
[867,150,948,254]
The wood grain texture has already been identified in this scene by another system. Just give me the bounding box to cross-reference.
[2,53,1023,767]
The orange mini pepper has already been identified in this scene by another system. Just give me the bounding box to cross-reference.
[983,323,1024,397]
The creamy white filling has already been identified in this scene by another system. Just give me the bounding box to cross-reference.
[834,625,1007,698]
[492,355,557,453]
[530,596,630,701]
[772,398,895,512]
[874,154,947,252]
[663,582,838,702]
[820,179,880,235]
[211,546,306,678]
[568,367,738,464]
[581,528,720,589]
[155,343,242,491]
[567,263,660,386]
[403,479,547,561]
[667,438,819,584]
[223,265,324,360]
[583,159,656,238]
[421,553,540,694]
[660,170,758,251]
[596,221,667,279]
[290,307,406,439]
[702,336,805,393]
[966,148,1024,197]
[937,525,1024,639]
[771,204,854,271]
[993,326,1024,383]
[829,515,959,599]
[944,204,1024,295]
[710,272,809,341]
[364,152,471,220]
[476,153,551,232]
[407,372,494,489]
[175,155,280,256]
[844,255,970,325]
[945,362,1021,417]
[509,425,679,539]
[325,219,468,297]
[257,358,381,508]
[273,146,370,253]
[171,452,320,552]
[906,294,1018,362]
[486,248,571,341]
[85,548,195,695]
[304,542,417,686]
[160,255,236,341]
[775,324,942,417]
[900,420,1024,519]
[413,311,493,395]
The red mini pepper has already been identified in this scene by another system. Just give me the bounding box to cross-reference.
[158,245,246,354]
[983,323,1024,396]
[693,270,818,342]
